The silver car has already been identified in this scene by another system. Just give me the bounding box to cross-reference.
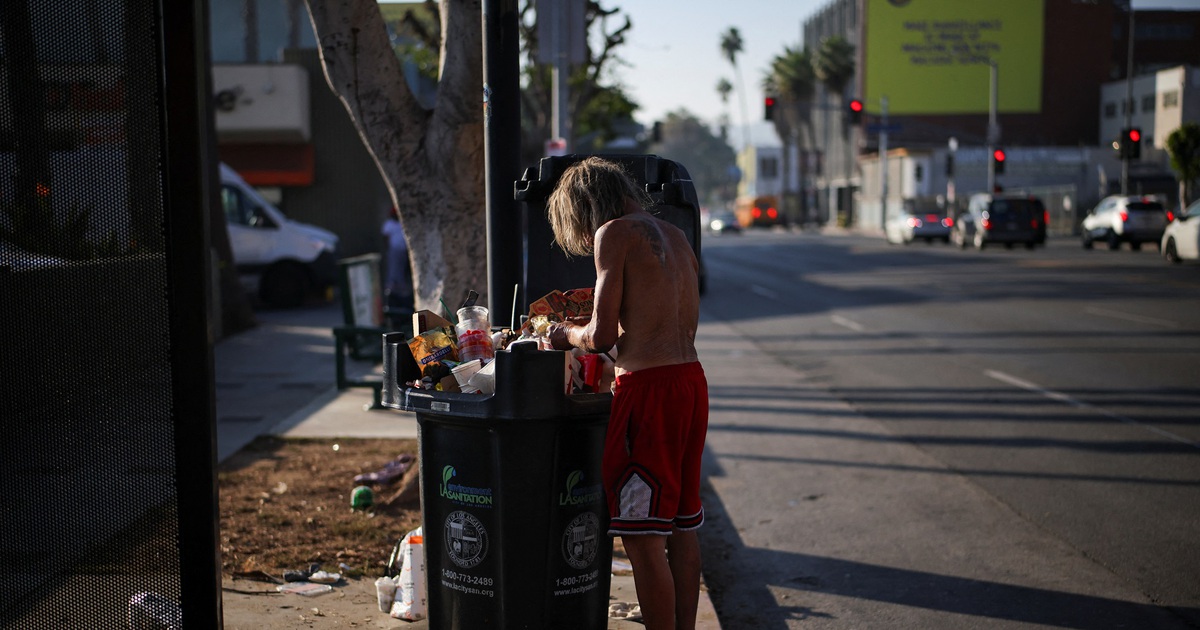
[885,209,953,245]
[1081,195,1167,251]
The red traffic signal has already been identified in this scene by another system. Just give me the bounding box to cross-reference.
[764,96,777,121]
[1118,127,1142,159]
[992,148,1006,174]
[847,98,863,125]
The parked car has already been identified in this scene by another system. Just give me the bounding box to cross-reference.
[734,194,787,229]
[1081,195,1168,251]
[707,211,742,235]
[953,193,1047,250]
[885,209,953,245]
[221,163,340,308]
[1162,198,1200,263]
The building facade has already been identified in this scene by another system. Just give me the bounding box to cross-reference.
[208,0,433,259]
[798,0,1200,230]
[1099,65,1200,153]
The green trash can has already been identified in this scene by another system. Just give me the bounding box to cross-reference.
[383,337,613,629]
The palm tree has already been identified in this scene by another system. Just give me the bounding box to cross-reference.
[814,35,856,223]
[1167,122,1200,207]
[715,77,733,107]
[765,46,815,226]
[715,78,733,142]
[720,27,749,151]
[814,35,855,105]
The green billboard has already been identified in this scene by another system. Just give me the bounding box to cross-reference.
[864,0,1044,115]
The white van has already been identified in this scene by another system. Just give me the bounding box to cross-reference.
[219,163,339,308]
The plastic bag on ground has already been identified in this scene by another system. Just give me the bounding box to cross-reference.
[389,527,426,621]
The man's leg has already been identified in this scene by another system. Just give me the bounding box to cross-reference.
[667,528,701,630]
[622,534,674,630]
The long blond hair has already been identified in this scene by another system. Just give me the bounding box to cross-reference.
[546,157,651,256]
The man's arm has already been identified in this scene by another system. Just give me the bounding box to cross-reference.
[550,221,625,353]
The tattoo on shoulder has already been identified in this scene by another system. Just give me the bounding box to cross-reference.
[631,219,666,266]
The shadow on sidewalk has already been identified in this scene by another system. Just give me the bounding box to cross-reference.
[696,449,1197,629]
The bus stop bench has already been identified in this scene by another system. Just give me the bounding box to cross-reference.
[334,254,410,410]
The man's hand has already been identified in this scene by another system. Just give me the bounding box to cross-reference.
[549,316,590,351]
[548,321,574,350]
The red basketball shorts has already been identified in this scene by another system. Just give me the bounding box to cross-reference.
[604,361,708,536]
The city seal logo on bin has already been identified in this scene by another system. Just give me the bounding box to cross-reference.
[562,512,601,570]
[440,465,494,507]
[445,510,489,569]
[558,470,603,506]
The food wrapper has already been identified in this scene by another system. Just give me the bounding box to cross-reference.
[523,288,594,336]
[407,327,458,374]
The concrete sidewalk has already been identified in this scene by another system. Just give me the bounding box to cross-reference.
[217,303,721,629]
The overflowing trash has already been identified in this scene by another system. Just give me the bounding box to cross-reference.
[376,527,427,621]
[403,288,615,395]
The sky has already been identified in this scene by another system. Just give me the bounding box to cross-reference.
[375,0,1198,147]
[615,0,1198,147]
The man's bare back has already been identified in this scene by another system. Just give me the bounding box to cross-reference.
[594,207,700,373]
[548,198,699,374]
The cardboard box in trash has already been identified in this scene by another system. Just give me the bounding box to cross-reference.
[521,288,594,338]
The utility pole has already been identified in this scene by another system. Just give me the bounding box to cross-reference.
[879,95,888,230]
[986,59,1000,194]
[550,0,567,148]
[947,136,958,210]
[538,0,584,154]
[1121,6,1134,195]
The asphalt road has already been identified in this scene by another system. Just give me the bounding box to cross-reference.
[695,227,1200,629]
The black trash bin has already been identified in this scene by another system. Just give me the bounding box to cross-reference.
[515,154,703,305]
[380,154,702,629]
[383,338,613,629]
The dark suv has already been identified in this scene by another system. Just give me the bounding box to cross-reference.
[954,193,1047,250]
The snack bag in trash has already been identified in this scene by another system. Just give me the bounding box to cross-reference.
[408,328,458,376]
[389,527,427,621]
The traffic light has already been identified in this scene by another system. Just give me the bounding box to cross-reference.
[764,96,777,121]
[847,98,864,125]
[992,147,1006,174]
[1119,127,1142,159]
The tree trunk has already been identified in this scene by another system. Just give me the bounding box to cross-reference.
[305,0,487,311]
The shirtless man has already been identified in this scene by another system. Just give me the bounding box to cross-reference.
[546,157,708,630]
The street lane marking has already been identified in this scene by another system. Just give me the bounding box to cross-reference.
[831,315,865,332]
[1084,306,1179,328]
[749,284,779,299]
[985,370,1198,448]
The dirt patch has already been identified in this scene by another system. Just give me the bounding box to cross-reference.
[218,436,422,580]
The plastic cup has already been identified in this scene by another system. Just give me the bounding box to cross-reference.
[456,306,495,363]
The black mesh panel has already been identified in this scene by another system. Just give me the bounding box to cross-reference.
[1,0,206,626]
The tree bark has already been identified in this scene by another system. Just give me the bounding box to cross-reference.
[305,0,487,311]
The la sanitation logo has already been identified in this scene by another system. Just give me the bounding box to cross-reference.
[439,466,602,507]
[439,466,494,506]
